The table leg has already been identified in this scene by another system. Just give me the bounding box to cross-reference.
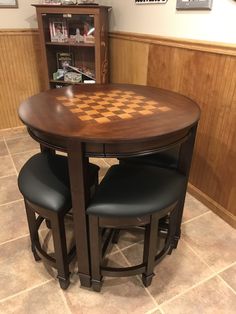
[67,141,91,287]
[174,123,198,248]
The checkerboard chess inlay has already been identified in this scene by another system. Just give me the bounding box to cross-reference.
[56,89,170,124]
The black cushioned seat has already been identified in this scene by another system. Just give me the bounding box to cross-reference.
[87,164,186,218]
[18,152,99,290]
[18,153,99,213]
[87,163,186,292]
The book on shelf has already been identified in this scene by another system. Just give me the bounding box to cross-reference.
[56,52,74,70]
[49,18,68,42]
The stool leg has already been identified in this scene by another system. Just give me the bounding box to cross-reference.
[168,205,179,255]
[112,229,120,244]
[24,200,41,262]
[45,219,52,229]
[89,215,103,292]
[142,214,159,287]
[51,214,70,290]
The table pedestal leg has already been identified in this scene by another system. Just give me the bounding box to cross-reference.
[68,141,91,288]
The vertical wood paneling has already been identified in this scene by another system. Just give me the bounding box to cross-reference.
[109,37,149,85]
[0,30,44,129]
[110,32,236,226]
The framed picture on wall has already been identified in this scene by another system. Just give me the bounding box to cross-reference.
[0,0,18,8]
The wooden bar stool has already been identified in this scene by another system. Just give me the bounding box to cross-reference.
[87,164,186,292]
[18,152,99,289]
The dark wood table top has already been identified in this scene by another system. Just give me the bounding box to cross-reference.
[18,84,200,144]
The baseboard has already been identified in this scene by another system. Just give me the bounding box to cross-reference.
[188,183,236,229]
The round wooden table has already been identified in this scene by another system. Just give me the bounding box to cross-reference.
[18,83,200,287]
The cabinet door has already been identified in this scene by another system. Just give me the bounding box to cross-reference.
[40,12,97,88]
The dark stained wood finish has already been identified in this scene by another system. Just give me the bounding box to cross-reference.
[19,84,200,142]
[18,83,200,286]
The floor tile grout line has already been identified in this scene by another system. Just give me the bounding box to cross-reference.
[0,232,30,247]
[117,246,159,308]
[181,210,211,225]
[216,261,236,274]
[159,272,217,307]
[0,173,17,180]
[217,274,236,295]
[0,198,24,207]
[10,148,40,157]
[59,289,73,314]
[145,306,165,314]
[4,138,19,175]
[181,238,216,273]
[0,279,54,303]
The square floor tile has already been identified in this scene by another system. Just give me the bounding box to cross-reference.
[62,252,156,314]
[0,155,16,177]
[182,211,236,272]
[219,263,236,292]
[182,193,210,223]
[116,228,144,250]
[0,126,27,140]
[0,175,22,205]
[161,276,236,314]
[122,240,213,304]
[0,140,9,157]
[6,137,39,155]
[11,149,40,173]
[0,281,68,314]
[0,236,52,300]
[0,200,28,244]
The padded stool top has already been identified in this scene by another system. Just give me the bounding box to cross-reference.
[18,153,99,213]
[87,164,186,218]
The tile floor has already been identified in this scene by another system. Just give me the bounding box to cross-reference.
[0,126,235,314]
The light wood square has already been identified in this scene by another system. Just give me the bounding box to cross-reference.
[158,106,171,112]
[129,104,140,109]
[109,107,121,112]
[118,113,132,120]
[102,112,115,117]
[80,104,90,109]
[89,96,100,100]
[86,110,99,115]
[146,100,158,105]
[124,91,135,95]
[105,97,116,102]
[134,96,146,100]
[96,92,106,96]
[140,110,152,115]
[93,105,105,110]
[95,117,110,123]
[71,108,83,113]
[113,102,125,107]
[131,99,143,104]
[83,99,96,104]
[79,115,93,121]
[124,108,136,113]
[98,101,110,105]
[145,105,156,110]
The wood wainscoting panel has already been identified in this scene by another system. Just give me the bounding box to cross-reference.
[0,30,44,129]
[109,32,236,226]
[147,44,236,223]
[109,36,149,85]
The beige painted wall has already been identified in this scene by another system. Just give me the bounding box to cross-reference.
[108,0,236,44]
[0,1,235,43]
